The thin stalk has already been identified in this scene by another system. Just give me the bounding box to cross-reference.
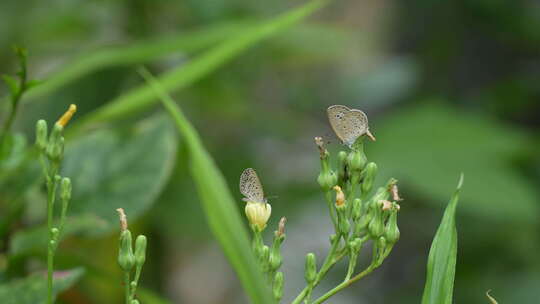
[46,164,58,304]
[124,272,131,304]
[324,191,338,232]
[311,264,377,304]
[291,236,343,304]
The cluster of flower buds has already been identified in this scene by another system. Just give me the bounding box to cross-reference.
[249,215,287,302]
[312,134,402,294]
[241,106,402,303]
[117,208,147,304]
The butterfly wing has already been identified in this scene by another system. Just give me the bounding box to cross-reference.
[327,105,370,147]
[327,105,351,144]
[239,168,265,203]
[342,109,369,146]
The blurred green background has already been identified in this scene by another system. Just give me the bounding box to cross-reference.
[1,0,539,303]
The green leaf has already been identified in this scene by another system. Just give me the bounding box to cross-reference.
[367,103,538,223]
[9,215,108,256]
[421,174,463,304]
[0,268,84,304]
[23,21,247,101]
[74,0,329,130]
[2,74,19,97]
[61,115,178,233]
[139,68,273,303]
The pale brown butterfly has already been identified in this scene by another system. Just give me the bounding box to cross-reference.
[327,105,375,147]
[239,168,267,203]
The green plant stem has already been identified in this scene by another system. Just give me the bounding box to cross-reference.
[324,191,338,232]
[0,83,26,149]
[46,172,58,304]
[124,272,131,304]
[291,237,343,304]
[130,266,143,300]
[311,264,377,304]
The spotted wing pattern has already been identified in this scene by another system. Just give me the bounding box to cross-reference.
[327,105,369,147]
[239,168,265,203]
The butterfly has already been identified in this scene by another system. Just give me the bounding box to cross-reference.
[327,105,375,147]
[239,168,267,203]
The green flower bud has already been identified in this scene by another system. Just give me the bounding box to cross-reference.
[45,124,64,161]
[60,177,72,202]
[347,148,367,173]
[316,141,337,191]
[336,205,350,236]
[337,151,348,185]
[131,300,140,304]
[348,237,363,254]
[35,120,48,151]
[260,245,270,272]
[361,162,377,195]
[368,202,385,239]
[118,230,135,271]
[352,198,362,221]
[384,208,400,244]
[317,170,337,191]
[377,236,387,256]
[134,235,147,267]
[51,228,59,241]
[305,253,317,283]
[273,271,284,302]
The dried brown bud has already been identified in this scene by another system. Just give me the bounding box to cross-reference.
[381,200,393,211]
[390,183,403,201]
[314,136,327,158]
[116,208,128,231]
[276,217,287,237]
[333,185,345,207]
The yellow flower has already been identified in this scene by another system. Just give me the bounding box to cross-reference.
[245,202,272,230]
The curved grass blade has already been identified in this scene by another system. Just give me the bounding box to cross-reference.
[421,173,464,304]
[23,22,247,102]
[74,0,329,131]
[138,67,272,303]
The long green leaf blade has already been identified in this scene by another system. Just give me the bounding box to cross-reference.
[24,22,246,101]
[75,0,328,129]
[138,67,272,303]
[422,174,464,304]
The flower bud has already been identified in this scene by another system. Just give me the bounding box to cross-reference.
[333,185,345,207]
[35,120,48,151]
[245,202,271,231]
[134,235,147,267]
[45,124,64,161]
[260,245,270,272]
[347,148,367,173]
[377,236,387,255]
[118,230,135,271]
[305,253,317,283]
[273,271,284,302]
[317,140,337,191]
[368,201,385,239]
[352,198,362,221]
[60,177,72,202]
[384,207,400,244]
[361,162,377,195]
[270,218,286,271]
[51,227,59,241]
[131,300,140,304]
